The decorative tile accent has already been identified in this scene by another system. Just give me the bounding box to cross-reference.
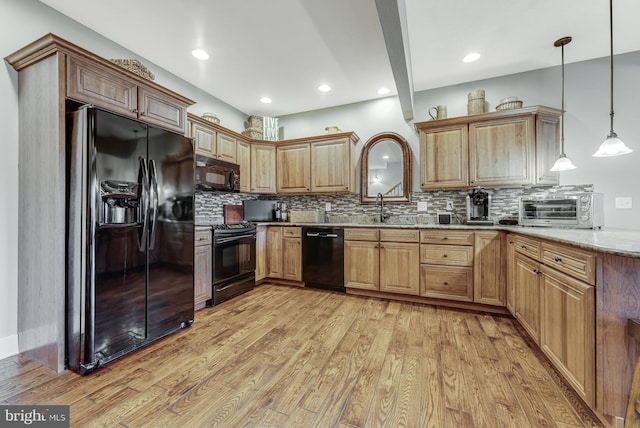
[195,184,594,225]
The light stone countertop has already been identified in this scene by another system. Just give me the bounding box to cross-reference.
[254,222,640,259]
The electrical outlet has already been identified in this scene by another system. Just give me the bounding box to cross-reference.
[615,197,632,209]
[446,200,454,211]
[325,202,332,212]
[417,201,428,212]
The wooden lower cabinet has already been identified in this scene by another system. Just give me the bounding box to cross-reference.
[379,242,420,295]
[474,231,506,306]
[255,226,267,281]
[282,228,302,281]
[194,229,212,310]
[265,226,302,282]
[540,265,595,407]
[266,226,283,278]
[513,253,541,343]
[506,234,516,312]
[344,239,379,290]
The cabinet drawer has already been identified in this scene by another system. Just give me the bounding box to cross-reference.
[195,229,212,246]
[541,242,595,285]
[420,230,474,245]
[514,235,541,260]
[420,265,473,302]
[345,228,379,241]
[420,244,473,266]
[380,229,419,243]
[283,227,302,238]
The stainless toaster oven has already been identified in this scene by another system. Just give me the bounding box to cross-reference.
[519,192,604,229]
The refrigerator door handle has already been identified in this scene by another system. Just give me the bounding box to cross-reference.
[138,157,149,252]
[148,159,159,250]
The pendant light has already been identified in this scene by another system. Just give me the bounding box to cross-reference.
[593,0,633,157]
[550,36,577,171]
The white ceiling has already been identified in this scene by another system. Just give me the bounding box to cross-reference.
[40,0,640,118]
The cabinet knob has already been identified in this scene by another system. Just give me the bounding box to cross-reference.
[521,245,527,249]
[443,254,448,258]
[443,282,449,286]
[140,111,146,116]
[132,108,138,113]
[554,256,562,262]
[443,237,449,240]
[532,268,541,274]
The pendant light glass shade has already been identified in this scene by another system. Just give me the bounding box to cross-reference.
[550,36,576,172]
[550,154,577,171]
[593,0,633,157]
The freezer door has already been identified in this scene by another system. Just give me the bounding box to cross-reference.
[146,127,195,339]
[91,108,149,366]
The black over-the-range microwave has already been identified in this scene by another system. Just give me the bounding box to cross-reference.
[195,155,240,192]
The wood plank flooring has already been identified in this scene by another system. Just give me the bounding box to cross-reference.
[0,284,602,427]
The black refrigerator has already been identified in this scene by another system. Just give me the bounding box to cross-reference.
[66,106,195,374]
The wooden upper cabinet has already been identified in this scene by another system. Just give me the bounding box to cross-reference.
[67,55,188,134]
[191,122,216,158]
[236,140,251,193]
[311,137,354,192]
[415,106,560,189]
[67,55,138,118]
[277,143,311,193]
[251,143,276,194]
[420,124,469,190]
[469,116,535,187]
[216,132,237,164]
[535,113,561,185]
[138,86,187,134]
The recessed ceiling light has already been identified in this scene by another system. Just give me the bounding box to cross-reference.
[463,52,480,63]
[260,97,272,104]
[382,155,389,159]
[192,49,209,60]
[378,87,390,95]
[318,84,331,92]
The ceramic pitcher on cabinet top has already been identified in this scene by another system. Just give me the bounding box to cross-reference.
[428,105,447,120]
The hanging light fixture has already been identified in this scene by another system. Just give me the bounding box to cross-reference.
[593,0,633,157]
[551,36,577,171]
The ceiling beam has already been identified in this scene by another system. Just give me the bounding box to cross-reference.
[375,0,414,121]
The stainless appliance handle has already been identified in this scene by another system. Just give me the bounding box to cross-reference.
[148,159,159,250]
[306,232,320,237]
[321,234,339,238]
[138,157,149,252]
[214,233,256,244]
[229,170,236,191]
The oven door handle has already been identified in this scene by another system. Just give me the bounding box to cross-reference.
[215,234,256,244]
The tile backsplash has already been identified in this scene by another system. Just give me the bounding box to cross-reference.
[195,184,594,225]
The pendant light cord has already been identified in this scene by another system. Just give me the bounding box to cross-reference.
[561,42,566,155]
[609,0,616,136]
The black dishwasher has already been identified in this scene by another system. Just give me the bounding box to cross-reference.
[302,227,345,292]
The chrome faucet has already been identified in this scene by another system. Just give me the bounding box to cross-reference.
[375,192,388,223]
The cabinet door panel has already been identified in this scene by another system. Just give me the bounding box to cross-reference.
[283,237,302,281]
[217,133,237,163]
[251,144,276,193]
[379,242,419,295]
[469,116,534,186]
[474,231,505,306]
[138,86,187,133]
[514,253,541,343]
[192,122,216,158]
[540,266,595,407]
[420,125,469,189]
[67,55,137,118]
[255,226,267,281]
[311,138,351,192]
[344,240,379,290]
[277,143,310,193]
[266,227,283,278]
[194,244,212,309]
[535,113,560,185]
[236,140,251,192]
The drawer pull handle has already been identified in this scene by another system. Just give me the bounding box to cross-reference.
[443,282,449,286]
[443,237,448,240]
[554,256,562,262]
[443,254,448,258]
[532,268,541,274]
[521,245,527,249]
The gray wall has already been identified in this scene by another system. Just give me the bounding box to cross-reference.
[0,0,248,359]
[278,53,640,230]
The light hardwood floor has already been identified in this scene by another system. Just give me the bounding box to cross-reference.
[0,284,602,427]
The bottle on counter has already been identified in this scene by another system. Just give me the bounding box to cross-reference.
[281,203,288,222]
[274,202,281,222]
